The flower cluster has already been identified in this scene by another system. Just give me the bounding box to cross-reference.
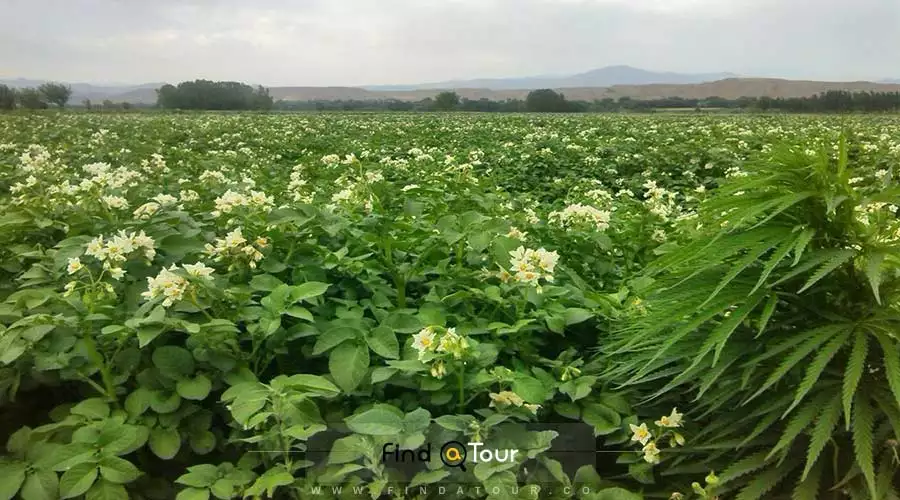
[82,230,156,278]
[212,190,275,218]
[549,203,611,232]
[204,227,267,269]
[504,246,559,286]
[411,326,472,378]
[142,262,214,307]
[629,408,685,464]
[488,391,541,415]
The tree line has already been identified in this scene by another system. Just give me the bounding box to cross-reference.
[3,81,900,113]
[276,89,900,113]
[0,82,73,110]
[156,80,273,110]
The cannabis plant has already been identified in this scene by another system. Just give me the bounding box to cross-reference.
[603,136,900,498]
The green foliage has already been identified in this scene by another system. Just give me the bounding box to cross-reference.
[1,112,898,499]
[603,135,900,497]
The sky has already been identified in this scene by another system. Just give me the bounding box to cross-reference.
[2,0,898,86]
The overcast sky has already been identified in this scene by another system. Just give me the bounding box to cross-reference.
[2,0,898,86]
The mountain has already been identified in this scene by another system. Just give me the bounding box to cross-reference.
[366,65,739,90]
[880,79,900,84]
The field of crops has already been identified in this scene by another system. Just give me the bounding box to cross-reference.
[1,112,899,500]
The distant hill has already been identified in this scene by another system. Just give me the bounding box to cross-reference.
[271,78,900,102]
[4,70,900,105]
[367,65,738,90]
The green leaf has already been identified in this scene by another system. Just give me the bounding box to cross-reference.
[409,470,449,489]
[149,427,181,460]
[842,331,868,430]
[746,324,846,403]
[327,435,368,465]
[98,457,141,484]
[152,346,195,378]
[345,406,404,435]
[876,333,900,417]
[582,403,621,435]
[283,306,313,321]
[801,394,841,481]
[244,466,294,498]
[176,374,212,401]
[792,458,824,500]
[83,480,128,500]
[852,393,877,498]
[593,487,643,500]
[563,308,593,325]
[220,382,268,426]
[290,282,330,302]
[20,469,58,500]
[797,249,856,293]
[176,465,219,488]
[0,461,26,500]
[864,252,885,304]
[512,375,549,404]
[59,462,98,499]
[313,326,359,355]
[628,462,654,484]
[175,487,210,500]
[249,274,283,292]
[365,326,399,359]
[329,341,369,392]
[278,374,340,396]
[70,398,110,420]
[755,293,778,338]
[782,329,850,417]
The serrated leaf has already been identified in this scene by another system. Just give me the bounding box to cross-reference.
[797,249,856,293]
[782,329,850,417]
[876,333,900,418]
[801,395,841,481]
[864,252,885,304]
[843,331,868,431]
[852,392,877,497]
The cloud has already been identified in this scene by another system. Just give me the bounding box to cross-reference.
[0,0,896,85]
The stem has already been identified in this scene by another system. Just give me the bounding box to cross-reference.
[190,289,214,321]
[82,289,119,406]
[395,274,406,309]
[457,369,465,413]
[82,327,119,405]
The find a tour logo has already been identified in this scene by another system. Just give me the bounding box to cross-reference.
[382,440,520,471]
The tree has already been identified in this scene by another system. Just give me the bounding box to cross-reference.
[0,85,15,110]
[525,89,569,112]
[82,99,92,110]
[38,82,72,108]
[434,91,460,111]
[17,88,48,109]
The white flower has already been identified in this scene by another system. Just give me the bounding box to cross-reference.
[108,267,125,280]
[412,327,437,359]
[101,195,129,210]
[67,257,83,275]
[183,262,215,279]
